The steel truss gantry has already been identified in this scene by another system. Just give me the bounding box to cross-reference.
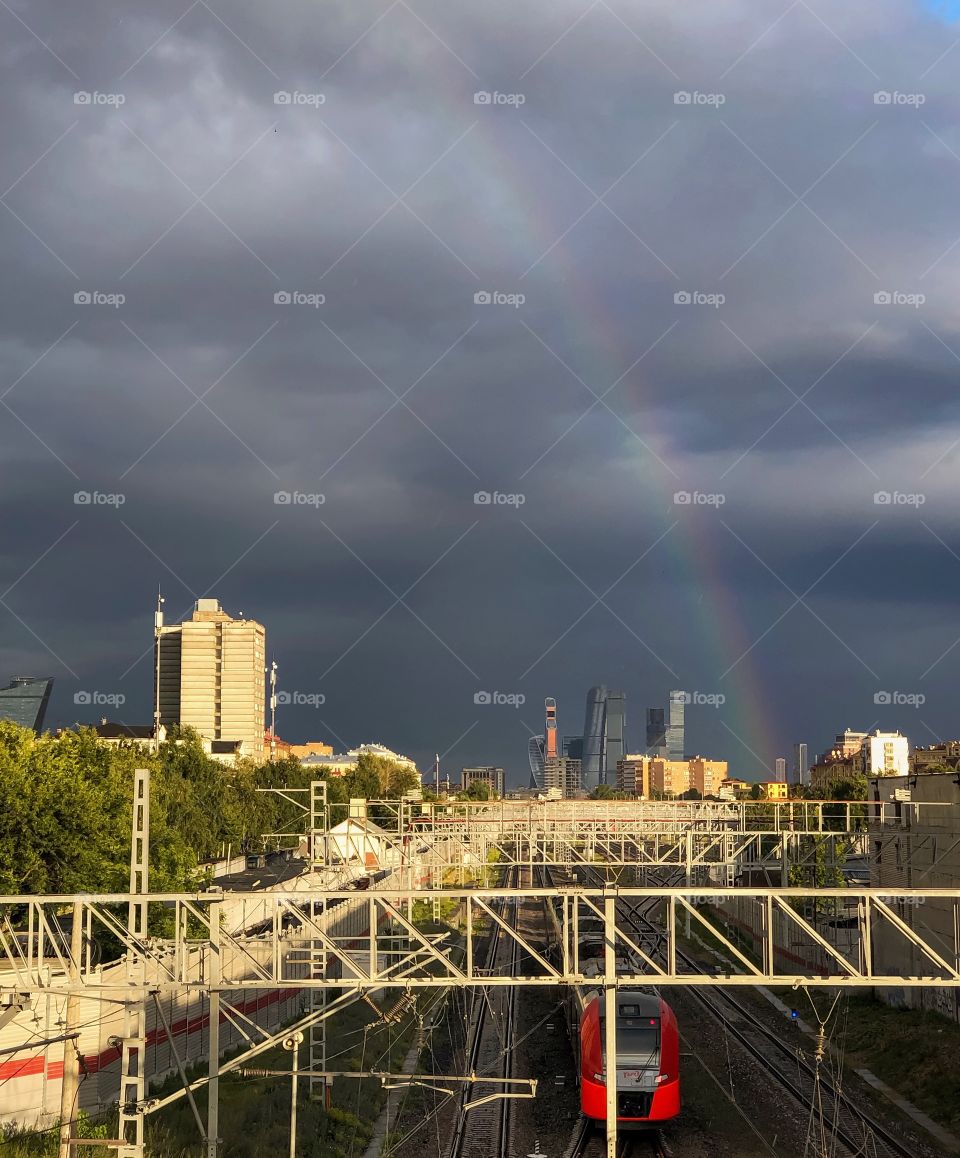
[4,886,960,994]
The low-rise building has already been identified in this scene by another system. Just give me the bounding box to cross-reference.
[718,777,750,800]
[762,781,789,800]
[811,729,908,788]
[288,740,334,760]
[910,741,960,774]
[297,742,420,784]
[460,766,505,797]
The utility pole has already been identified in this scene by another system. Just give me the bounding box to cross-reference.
[284,1031,304,1158]
[57,900,83,1158]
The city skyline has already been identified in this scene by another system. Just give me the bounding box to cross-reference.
[3,4,960,782]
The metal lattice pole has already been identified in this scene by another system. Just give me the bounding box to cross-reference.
[118,768,150,1158]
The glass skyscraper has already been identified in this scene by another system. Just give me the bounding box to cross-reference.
[580,685,607,789]
[646,707,667,755]
[577,685,627,789]
[604,691,626,781]
[666,690,685,761]
[0,677,53,732]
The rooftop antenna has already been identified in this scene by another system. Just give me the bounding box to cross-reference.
[153,588,165,754]
[269,660,278,760]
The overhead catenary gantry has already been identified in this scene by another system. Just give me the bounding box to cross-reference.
[4,886,960,993]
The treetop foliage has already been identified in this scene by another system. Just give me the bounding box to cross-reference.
[0,723,419,895]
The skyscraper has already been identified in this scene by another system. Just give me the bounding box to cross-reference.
[581,684,607,790]
[666,691,685,761]
[775,757,786,782]
[562,735,583,761]
[646,707,667,756]
[604,691,626,781]
[156,598,266,759]
[793,742,809,786]
[527,735,545,789]
[0,677,53,732]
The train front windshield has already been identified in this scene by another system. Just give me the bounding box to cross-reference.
[598,1016,661,1069]
[618,1024,660,1066]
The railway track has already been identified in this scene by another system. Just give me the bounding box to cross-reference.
[447,867,521,1158]
[600,874,917,1158]
[567,1115,668,1158]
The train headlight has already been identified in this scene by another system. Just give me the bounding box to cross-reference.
[655,1073,671,1085]
[593,1072,604,1082]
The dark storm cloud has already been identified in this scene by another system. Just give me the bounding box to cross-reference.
[3,0,960,775]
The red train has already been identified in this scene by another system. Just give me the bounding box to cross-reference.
[571,986,681,1126]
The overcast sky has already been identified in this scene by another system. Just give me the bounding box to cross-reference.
[3,0,960,783]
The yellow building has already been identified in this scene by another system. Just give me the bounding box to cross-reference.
[616,754,729,797]
[762,781,789,800]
